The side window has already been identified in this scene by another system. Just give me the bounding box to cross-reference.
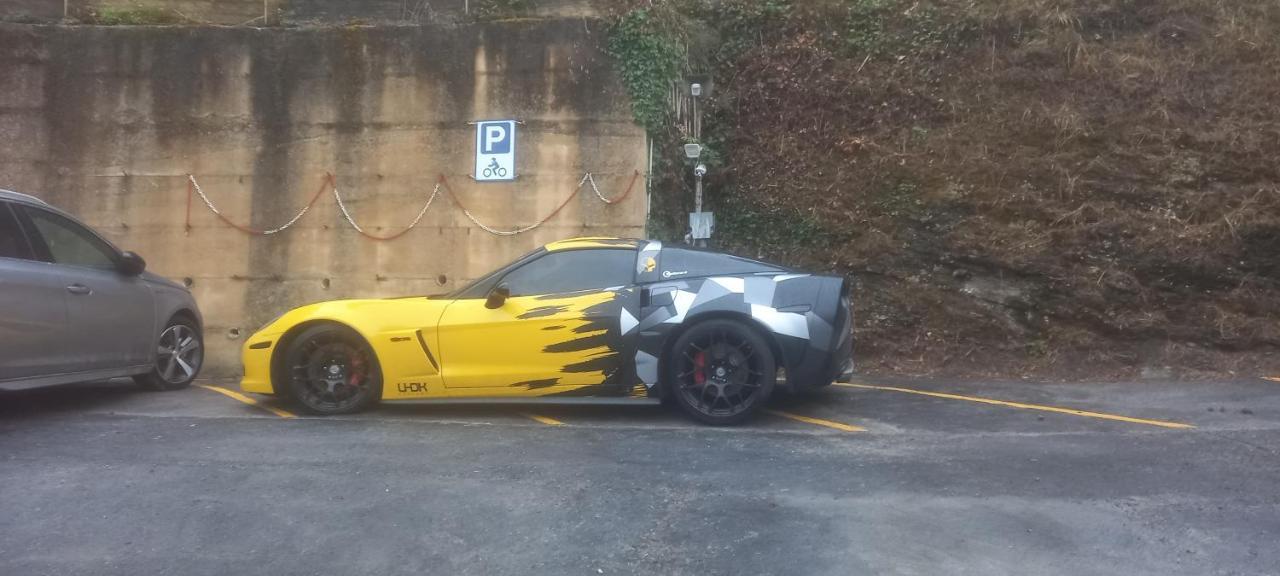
[660,248,783,278]
[502,249,635,297]
[21,207,118,269]
[0,203,34,261]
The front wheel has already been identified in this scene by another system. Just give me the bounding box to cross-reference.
[135,317,203,391]
[282,324,383,415]
[665,319,776,425]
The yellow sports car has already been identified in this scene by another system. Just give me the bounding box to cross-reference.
[241,238,853,424]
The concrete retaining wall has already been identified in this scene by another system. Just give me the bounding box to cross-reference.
[2,0,597,25]
[0,20,646,375]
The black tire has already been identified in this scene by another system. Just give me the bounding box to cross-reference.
[665,319,777,425]
[134,316,203,391]
[281,324,382,415]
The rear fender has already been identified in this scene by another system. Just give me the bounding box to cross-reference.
[633,274,839,395]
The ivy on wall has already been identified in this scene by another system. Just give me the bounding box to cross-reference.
[469,0,533,20]
[606,8,685,134]
[602,0,899,248]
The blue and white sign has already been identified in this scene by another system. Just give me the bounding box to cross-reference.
[474,120,516,182]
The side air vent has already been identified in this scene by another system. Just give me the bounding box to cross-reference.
[416,330,439,371]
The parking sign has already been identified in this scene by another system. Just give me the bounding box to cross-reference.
[474,120,516,182]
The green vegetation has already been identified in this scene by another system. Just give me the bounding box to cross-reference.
[469,0,533,20]
[93,5,183,25]
[0,12,45,24]
[873,180,926,219]
[605,0,1280,378]
[716,203,831,250]
[605,8,686,133]
[844,0,973,58]
[692,0,790,67]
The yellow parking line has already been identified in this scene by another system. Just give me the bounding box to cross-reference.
[197,385,297,419]
[834,382,1193,430]
[522,413,565,426]
[765,410,866,432]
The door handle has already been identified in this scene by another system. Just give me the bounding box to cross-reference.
[66,284,92,295]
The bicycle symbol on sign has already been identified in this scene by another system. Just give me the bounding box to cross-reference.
[482,158,508,179]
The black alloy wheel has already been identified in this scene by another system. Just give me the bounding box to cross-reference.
[283,324,382,415]
[667,319,776,425]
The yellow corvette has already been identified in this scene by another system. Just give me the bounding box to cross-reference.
[242,238,853,424]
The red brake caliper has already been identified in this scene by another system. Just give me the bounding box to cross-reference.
[348,353,364,388]
[693,351,707,385]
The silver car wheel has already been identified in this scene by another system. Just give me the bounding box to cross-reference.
[157,324,202,384]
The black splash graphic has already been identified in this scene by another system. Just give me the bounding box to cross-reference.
[541,297,626,389]
[518,305,571,319]
[510,378,559,389]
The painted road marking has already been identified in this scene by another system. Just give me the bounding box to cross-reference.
[766,410,866,432]
[522,413,565,426]
[834,382,1193,430]
[197,385,297,419]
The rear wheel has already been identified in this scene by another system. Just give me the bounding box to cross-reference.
[666,319,776,425]
[134,316,203,391]
[281,324,382,415]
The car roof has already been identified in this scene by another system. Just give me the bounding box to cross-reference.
[0,188,51,207]
[543,237,644,252]
[0,188,125,253]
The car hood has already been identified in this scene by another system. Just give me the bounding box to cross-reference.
[141,271,188,291]
[254,297,453,338]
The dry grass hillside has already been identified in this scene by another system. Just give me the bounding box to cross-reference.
[632,0,1280,379]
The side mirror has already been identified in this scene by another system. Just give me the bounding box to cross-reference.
[117,251,146,276]
[485,283,510,310]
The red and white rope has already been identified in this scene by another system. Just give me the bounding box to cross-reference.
[187,170,641,239]
[451,173,594,236]
[459,208,543,236]
[333,182,440,236]
[188,175,319,235]
[585,173,623,205]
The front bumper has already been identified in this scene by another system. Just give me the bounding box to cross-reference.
[834,358,855,383]
[240,334,279,395]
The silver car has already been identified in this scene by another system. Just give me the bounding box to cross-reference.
[0,189,203,391]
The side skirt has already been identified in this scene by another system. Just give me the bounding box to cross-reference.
[0,365,152,391]
[382,396,662,407]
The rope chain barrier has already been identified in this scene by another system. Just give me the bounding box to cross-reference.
[330,174,442,242]
[187,174,331,236]
[185,170,641,240]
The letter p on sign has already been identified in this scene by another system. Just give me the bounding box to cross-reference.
[484,125,508,153]
[475,120,516,182]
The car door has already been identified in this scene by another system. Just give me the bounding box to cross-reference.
[0,201,72,383]
[16,205,155,373]
[437,248,639,392]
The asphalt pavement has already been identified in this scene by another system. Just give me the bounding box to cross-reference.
[1,376,1278,576]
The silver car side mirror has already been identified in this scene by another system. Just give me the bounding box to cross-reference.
[117,251,146,276]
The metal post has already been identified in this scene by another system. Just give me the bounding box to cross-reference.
[695,174,703,214]
[692,92,699,141]
[646,136,653,224]
[692,83,706,246]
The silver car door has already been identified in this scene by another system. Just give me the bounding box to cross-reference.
[0,202,71,382]
[17,205,155,373]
